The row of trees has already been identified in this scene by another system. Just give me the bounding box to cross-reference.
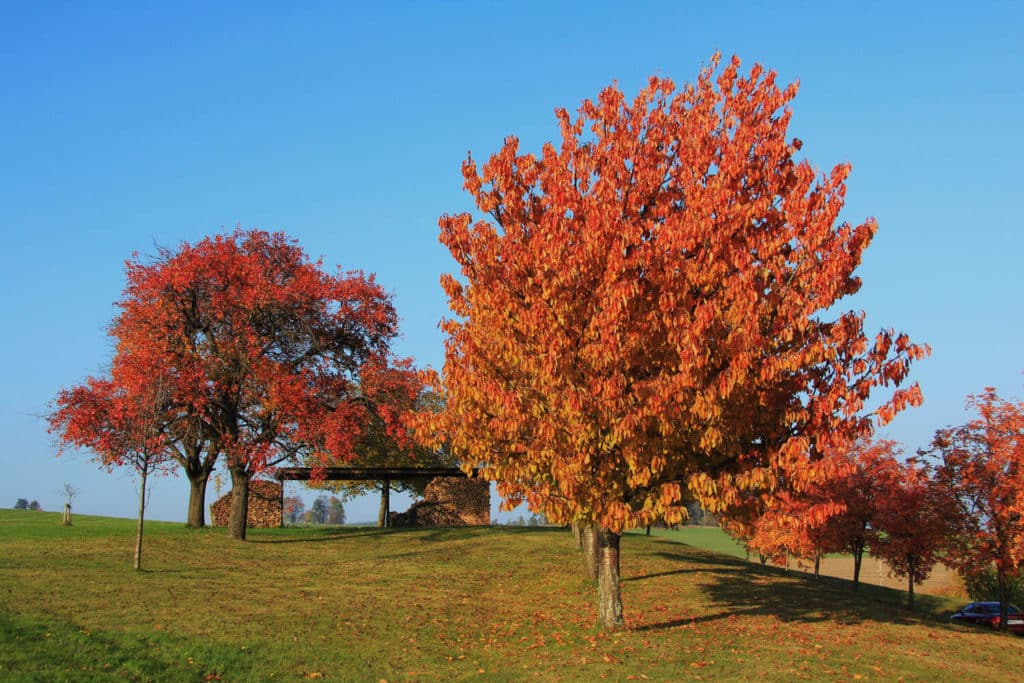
[723,388,1024,627]
[12,499,42,511]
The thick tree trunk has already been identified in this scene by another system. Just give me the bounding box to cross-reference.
[134,466,148,571]
[227,465,249,541]
[597,527,624,630]
[378,480,391,528]
[186,472,210,528]
[581,525,599,581]
[851,544,864,591]
[572,522,582,549]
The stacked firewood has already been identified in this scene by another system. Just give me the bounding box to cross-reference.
[209,479,283,528]
[390,476,490,527]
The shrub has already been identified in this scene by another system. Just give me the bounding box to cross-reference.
[963,566,1024,605]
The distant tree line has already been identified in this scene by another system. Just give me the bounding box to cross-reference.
[13,499,42,511]
[283,495,345,526]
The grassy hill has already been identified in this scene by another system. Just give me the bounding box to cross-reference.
[1,510,1020,681]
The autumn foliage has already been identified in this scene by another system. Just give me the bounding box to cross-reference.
[872,457,949,608]
[931,388,1024,629]
[432,55,926,627]
[52,229,418,540]
[730,439,898,581]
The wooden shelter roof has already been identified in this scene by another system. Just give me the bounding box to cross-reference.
[274,466,478,481]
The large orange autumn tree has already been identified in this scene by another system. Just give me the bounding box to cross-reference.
[434,55,927,629]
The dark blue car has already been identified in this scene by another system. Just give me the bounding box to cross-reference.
[951,602,1024,634]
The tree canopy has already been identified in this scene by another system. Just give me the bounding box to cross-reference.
[431,55,927,628]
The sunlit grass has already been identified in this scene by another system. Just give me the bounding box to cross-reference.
[1,509,1021,681]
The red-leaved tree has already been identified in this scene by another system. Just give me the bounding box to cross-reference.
[56,229,416,540]
[872,457,950,608]
[931,388,1024,630]
[812,439,903,591]
[431,55,928,628]
[50,360,176,569]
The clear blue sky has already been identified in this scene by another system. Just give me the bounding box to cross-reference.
[2,2,1021,523]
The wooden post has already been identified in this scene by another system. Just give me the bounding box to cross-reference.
[62,504,72,526]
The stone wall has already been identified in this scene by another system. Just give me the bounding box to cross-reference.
[210,479,282,528]
[389,476,490,527]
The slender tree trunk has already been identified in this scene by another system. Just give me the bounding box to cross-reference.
[998,571,1009,631]
[814,550,821,581]
[759,552,768,566]
[134,466,148,570]
[597,527,624,630]
[572,522,582,549]
[581,525,599,581]
[378,480,391,528]
[227,465,249,541]
[852,544,864,591]
[645,524,651,536]
[186,472,210,528]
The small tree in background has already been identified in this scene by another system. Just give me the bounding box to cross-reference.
[872,457,950,608]
[306,496,330,525]
[283,496,305,524]
[931,388,1024,631]
[325,496,346,525]
[814,439,903,591]
[432,55,927,628]
[28,501,41,511]
[14,499,29,510]
[61,482,78,526]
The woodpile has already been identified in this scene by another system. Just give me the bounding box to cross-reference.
[210,479,282,528]
[390,476,490,527]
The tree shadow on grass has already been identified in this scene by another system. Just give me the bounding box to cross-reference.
[247,528,401,544]
[628,546,959,634]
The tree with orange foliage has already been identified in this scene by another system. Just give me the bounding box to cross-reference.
[433,55,928,628]
[55,229,416,540]
[930,388,1024,630]
[872,457,949,608]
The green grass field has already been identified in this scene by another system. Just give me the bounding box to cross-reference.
[2,510,1021,681]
